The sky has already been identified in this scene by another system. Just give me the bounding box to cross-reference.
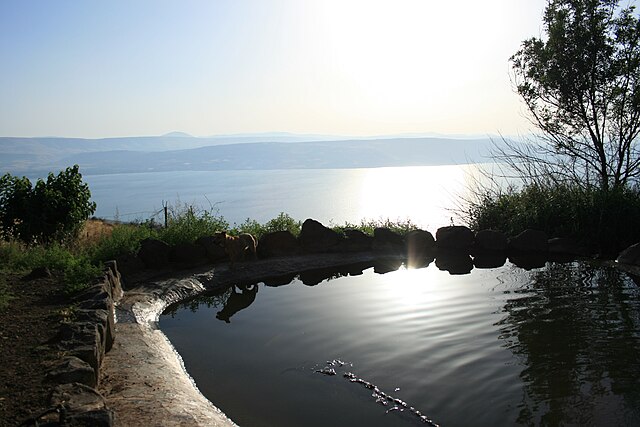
[0,0,550,138]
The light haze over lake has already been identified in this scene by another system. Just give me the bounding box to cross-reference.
[85,164,483,229]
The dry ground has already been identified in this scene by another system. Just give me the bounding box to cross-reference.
[0,270,71,426]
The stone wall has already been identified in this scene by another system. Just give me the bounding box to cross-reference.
[37,260,123,426]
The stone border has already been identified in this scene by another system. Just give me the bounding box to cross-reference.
[27,219,640,426]
[27,261,123,426]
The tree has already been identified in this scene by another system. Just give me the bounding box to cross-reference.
[507,0,640,192]
[0,165,96,244]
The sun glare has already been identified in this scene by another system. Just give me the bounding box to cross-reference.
[356,165,475,229]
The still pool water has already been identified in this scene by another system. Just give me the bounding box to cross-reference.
[159,261,640,426]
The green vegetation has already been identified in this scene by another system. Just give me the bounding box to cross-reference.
[464,182,640,254]
[0,165,96,245]
[332,217,419,236]
[1,200,419,305]
[467,0,640,254]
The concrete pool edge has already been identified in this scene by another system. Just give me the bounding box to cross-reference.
[99,252,385,426]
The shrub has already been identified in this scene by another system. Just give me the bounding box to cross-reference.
[465,183,640,255]
[332,217,419,236]
[0,165,96,244]
[88,222,157,263]
[157,204,228,246]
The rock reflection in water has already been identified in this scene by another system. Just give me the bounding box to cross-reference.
[497,261,640,425]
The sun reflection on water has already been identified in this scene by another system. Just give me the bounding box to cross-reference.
[356,165,479,229]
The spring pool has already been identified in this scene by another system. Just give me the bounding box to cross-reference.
[160,260,640,426]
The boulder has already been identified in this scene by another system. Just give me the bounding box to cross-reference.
[258,231,300,257]
[373,257,403,274]
[21,266,52,281]
[46,356,96,388]
[114,253,145,285]
[473,252,507,269]
[508,229,548,253]
[547,237,587,260]
[298,219,342,253]
[474,229,508,252]
[170,242,207,264]
[50,383,114,426]
[339,229,373,252]
[436,226,474,251]
[372,227,404,253]
[509,253,547,270]
[405,229,436,255]
[617,242,640,266]
[435,252,473,275]
[196,235,228,262]
[137,238,171,268]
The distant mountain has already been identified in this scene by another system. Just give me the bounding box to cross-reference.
[162,131,193,138]
[0,134,502,176]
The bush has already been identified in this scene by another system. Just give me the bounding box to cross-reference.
[465,183,640,255]
[157,204,228,246]
[88,222,157,264]
[0,165,96,244]
[332,217,419,236]
[0,240,100,294]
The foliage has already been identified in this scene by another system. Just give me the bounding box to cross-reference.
[231,212,302,238]
[156,203,229,245]
[88,223,157,264]
[0,165,96,244]
[508,0,640,192]
[332,217,419,236]
[464,181,640,254]
[0,240,100,294]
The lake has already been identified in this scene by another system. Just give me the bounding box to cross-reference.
[160,260,640,426]
[84,165,484,229]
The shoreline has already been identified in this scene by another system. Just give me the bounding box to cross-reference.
[99,252,385,426]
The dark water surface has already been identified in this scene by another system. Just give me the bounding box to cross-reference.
[159,261,640,426]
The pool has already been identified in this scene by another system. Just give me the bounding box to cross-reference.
[160,260,640,426]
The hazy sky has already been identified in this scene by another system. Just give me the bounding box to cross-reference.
[0,0,549,138]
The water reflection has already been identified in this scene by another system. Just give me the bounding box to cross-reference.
[498,262,640,425]
[216,284,259,323]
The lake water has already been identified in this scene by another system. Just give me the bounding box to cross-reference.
[84,165,483,229]
[159,260,640,426]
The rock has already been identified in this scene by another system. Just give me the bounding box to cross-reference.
[509,253,547,270]
[195,235,228,262]
[547,237,584,255]
[298,219,342,253]
[436,226,474,251]
[473,252,507,269]
[372,227,404,253]
[339,229,373,252]
[21,266,52,281]
[474,229,508,252]
[509,229,548,253]
[46,356,96,388]
[617,242,640,266]
[170,242,207,264]
[103,261,123,302]
[114,253,145,286]
[137,238,171,268]
[262,273,297,287]
[75,308,114,353]
[405,229,435,254]
[373,257,403,274]
[258,231,300,257]
[50,383,114,426]
[435,252,473,275]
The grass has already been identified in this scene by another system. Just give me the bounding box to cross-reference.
[463,182,640,255]
[331,217,420,236]
[0,205,423,305]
